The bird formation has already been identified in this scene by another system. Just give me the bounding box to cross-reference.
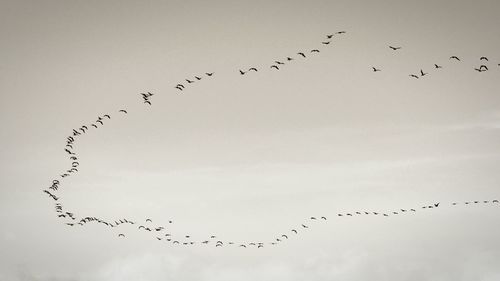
[43,30,500,249]
[370,45,500,79]
[175,72,215,92]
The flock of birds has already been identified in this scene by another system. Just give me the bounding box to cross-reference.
[43,30,499,249]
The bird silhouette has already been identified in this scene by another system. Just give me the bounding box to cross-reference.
[409,74,419,79]
[205,72,214,76]
[389,46,402,50]
[450,56,460,61]
[286,57,293,61]
[195,76,202,80]
[297,52,306,58]
[119,110,127,114]
[146,219,152,222]
[186,79,194,83]
[420,69,427,76]
[311,49,320,53]
[239,70,246,75]
[321,216,327,220]
[321,41,331,45]
[118,234,125,237]
[144,100,151,105]
[372,67,381,72]
[291,229,298,234]
[480,57,488,61]
[434,64,442,69]
[326,34,333,39]
[270,65,279,70]
[248,67,258,72]
[336,31,346,34]
[275,61,285,65]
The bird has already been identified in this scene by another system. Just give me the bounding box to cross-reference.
[372,67,381,72]
[311,49,320,53]
[205,72,214,76]
[96,120,104,125]
[301,224,308,228]
[389,46,402,50]
[275,61,285,65]
[479,65,488,71]
[297,52,306,58]
[336,31,346,34]
[291,229,298,234]
[434,64,442,69]
[321,41,331,45]
[175,86,183,91]
[185,79,194,83]
[321,216,327,220]
[493,200,499,203]
[146,219,152,222]
[118,234,125,237]
[195,76,202,80]
[144,100,151,105]
[282,235,288,239]
[103,114,110,119]
[474,67,484,72]
[91,124,98,128]
[248,67,258,72]
[409,74,419,79]
[176,84,185,88]
[119,110,127,113]
[338,214,343,216]
[434,203,440,207]
[270,65,279,70]
[239,244,247,248]
[239,69,246,75]
[286,57,293,61]
[420,69,427,76]
[310,217,317,220]
[326,34,334,39]
[450,56,460,61]
[480,56,488,61]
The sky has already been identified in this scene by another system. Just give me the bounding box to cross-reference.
[1,0,500,280]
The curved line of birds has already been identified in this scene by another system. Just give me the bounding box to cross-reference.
[43,31,500,249]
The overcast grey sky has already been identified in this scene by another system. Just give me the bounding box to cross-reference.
[1,0,500,280]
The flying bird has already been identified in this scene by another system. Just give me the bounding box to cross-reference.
[311,49,320,53]
[389,46,402,50]
[146,219,152,222]
[480,56,488,61]
[119,110,127,114]
[409,74,419,79]
[450,56,460,61]
[270,65,279,70]
[275,61,285,65]
[186,79,194,83]
[118,234,125,237]
[434,64,442,69]
[297,52,306,58]
[195,76,202,80]
[104,114,110,119]
[420,69,427,76]
[321,41,331,45]
[205,72,214,76]
[291,229,298,234]
[372,67,381,72]
[248,67,258,72]
[239,69,246,75]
